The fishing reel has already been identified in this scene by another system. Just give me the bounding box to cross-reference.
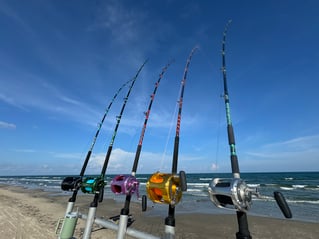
[208,178,292,218]
[111,174,148,211]
[110,175,140,197]
[146,171,187,206]
[81,177,105,194]
[61,176,82,191]
[208,178,256,211]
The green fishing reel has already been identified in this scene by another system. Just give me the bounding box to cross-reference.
[81,177,105,194]
[146,171,187,206]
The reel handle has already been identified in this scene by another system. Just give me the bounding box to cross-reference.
[274,191,292,218]
[99,187,104,203]
[141,195,147,212]
[179,170,187,192]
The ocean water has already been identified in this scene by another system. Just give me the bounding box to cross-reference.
[0,172,318,222]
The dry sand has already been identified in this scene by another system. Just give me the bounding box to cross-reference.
[0,185,318,239]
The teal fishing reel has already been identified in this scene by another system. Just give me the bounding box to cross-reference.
[208,177,292,218]
[81,177,105,194]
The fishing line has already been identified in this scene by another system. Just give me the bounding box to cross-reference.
[110,61,173,239]
[80,60,148,239]
[197,46,223,172]
[146,46,198,239]
[208,20,292,239]
[159,96,179,171]
[57,74,136,239]
[213,96,223,171]
[60,77,133,192]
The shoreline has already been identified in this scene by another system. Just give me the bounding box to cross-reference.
[0,185,318,238]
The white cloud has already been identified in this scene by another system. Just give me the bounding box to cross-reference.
[84,147,183,174]
[0,121,16,129]
[13,148,36,153]
[53,152,83,159]
[247,135,319,157]
[89,1,145,45]
[242,134,319,171]
[0,1,34,34]
[0,93,27,110]
[211,163,219,171]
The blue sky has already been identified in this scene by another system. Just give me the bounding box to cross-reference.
[1,0,319,176]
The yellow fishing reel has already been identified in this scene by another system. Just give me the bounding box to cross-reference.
[146,171,187,206]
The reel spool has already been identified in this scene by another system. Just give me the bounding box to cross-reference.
[110,175,139,197]
[146,171,186,206]
[81,177,105,194]
[208,178,257,211]
[61,176,82,191]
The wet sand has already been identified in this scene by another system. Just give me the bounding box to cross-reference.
[0,185,318,239]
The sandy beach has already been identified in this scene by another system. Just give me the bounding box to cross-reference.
[0,185,318,239]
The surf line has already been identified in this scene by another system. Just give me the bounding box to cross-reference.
[208,20,292,239]
[146,46,198,239]
[110,60,173,239]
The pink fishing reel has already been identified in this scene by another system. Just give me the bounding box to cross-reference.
[110,175,140,198]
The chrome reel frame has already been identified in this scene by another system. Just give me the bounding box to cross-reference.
[208,178,258,211]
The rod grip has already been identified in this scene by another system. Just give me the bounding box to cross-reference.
[274,191,292,218]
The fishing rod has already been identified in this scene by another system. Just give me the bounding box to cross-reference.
[208,20,292,239]
[60,79,132,203]
[110,61,173,239]
[81,60,148,239]
[56,79,133,239]
[146,47,198,239]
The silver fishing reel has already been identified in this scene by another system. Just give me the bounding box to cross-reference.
[208,177,292,218]
[208,178,258,211]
